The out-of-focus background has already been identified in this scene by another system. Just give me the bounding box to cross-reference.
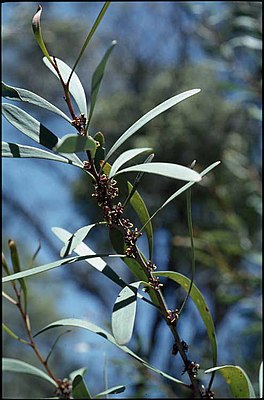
[2,2,262,398]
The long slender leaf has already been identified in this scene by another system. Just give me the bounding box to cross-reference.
[59,224,99,258]
[3,358,57,387]
[32,5,53,65]
[112,281,148,345]
[2,142,82,167]
[2,103,83,167]
[95,386,126,398]
[72,375,92,399]
[2,254,125,283]
[8,239,27,312]
[115,162,201,182]
[109,148,152,178]
[204,365,256,398]
[69,2,111,81]
[105,88,201,162]
[2,323,29,345]
[140,161,221,232]
[43,57,87,117]
[2,81,71,123]
[54,134,97,157]
[154,271,217,367]
[259,362,263,398]
[34,318,187,387]
[87,40,116,129]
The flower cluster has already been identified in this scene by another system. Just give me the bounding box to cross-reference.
[181,360,200,377]
[71,113,87,135]
[201,386,215,399]
[172,339,189,355]
[148,275,163,290]
[54,378,72,399]
[92,174,119,207]
[166,309,179,325]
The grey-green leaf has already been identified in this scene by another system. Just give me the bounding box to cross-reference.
[43,57,87,117]
[54,134,97,157]
[115,162,201,182]
[105,88,201,162]
[112,282,144,345]
[2,81,71,123]
[2,142,82,167]
[60,224,98,258]
[87,40,116,129]
[95,385,126,397]
[204,365,256,398]
[109,148,153,178]
[35,318,186,387]
[154,271,217,367]
[2,254,124,283]
[3,358,57,387]
[72,375,92,399]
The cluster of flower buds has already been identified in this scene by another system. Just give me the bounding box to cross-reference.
[201,385,215,399]
[146,260,157,272]
[172,339,189,355]
[92,174,119,206]
[71,113,87,135]
[54,378,72,399]
[182,360,200,377]
[166,309,179,325]
[148,275,163,291]
[103,202,124,225]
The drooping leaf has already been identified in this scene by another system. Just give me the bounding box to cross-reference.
[140,161,221,231]
[35,319,186,387]
[3,358,57,387]
[32,5,53,65]
[69,2,111,81]
[2,142,82,168]
[54,134,97,157]
[112,281,148,345]
[204,365,256,398]
[2,103,83,167]
[115,162,201,182]
[104,88,201,162]
[95,385,126,398]
[87,40,116,129]
[154,271,217,367]
[43,57,87,117]
[2,81,71,123]
[69,367,88,382]
[2,254,125,284]
[109,147,152,178]
[72,375,92,399]
[59,223,99,257]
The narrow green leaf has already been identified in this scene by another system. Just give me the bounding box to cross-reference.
[2,103,83,167]
[86,40,116,129]
[115,162,201,182]
[2,142,83,168]
[105,88,201,162]
[54,134,97,157]
[95,385,126,397]
[32,5,54,66]
[109,148,152,178]
[3,358,57,387]
[43,57,87,117]
[60,224,99,258]
[2,254,125,284]
[69,2,111,81]
[2,81,72,123]
[8,240,28,312]
[2,323,29,345]
[154,271,217,367]
[140,161,221,232]
[35,318,187,387]
[72,375,92,399]
[204,365,256,398]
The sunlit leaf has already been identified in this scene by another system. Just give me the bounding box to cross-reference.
[2,254,125,283]
[259,362,263,398]
[2,142,82,167]
[105,88,201,162]
[43,57,87,117]
[3,358,57,387]
[95,385,126,397]
[112,281,145,345]
[154,271,217,367]
[60,223,99,257]
[54,134,97,157]
[115,162,201,182]
[87,40,116,129]
[2,81,71,123]
[204,365,256,398]
[35,319,186,387]
[109,147,152,178]
[72,375,92,399]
